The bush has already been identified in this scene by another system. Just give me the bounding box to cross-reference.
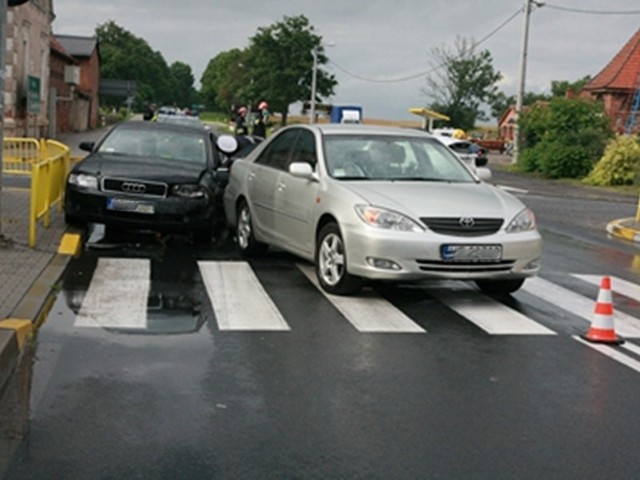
[518,97,613,178]
[520,140,594,178]
[585,135,640,186]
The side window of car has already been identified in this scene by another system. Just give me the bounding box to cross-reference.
[256,129,299,171]
[289,130,317,169]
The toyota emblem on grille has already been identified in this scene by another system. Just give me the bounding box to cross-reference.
[459,217,475,228]
[121,182,146,194]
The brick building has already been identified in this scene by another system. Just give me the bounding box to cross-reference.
[4,0,53,137]
[580,28,640,134]
[54,34,100,132]
[3,1,100,138]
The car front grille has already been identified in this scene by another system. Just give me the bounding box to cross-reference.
[415,259,515,273]
[420,217,503,237]
[102,177,168,197]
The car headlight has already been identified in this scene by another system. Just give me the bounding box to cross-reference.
[355,205,424,232]
[68,173,98,189]
[171,184,208,199]
[505,208,537,233]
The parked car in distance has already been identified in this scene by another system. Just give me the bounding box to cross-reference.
[435,135,489,169]
[223,124,542,296]
[64,121,236,242]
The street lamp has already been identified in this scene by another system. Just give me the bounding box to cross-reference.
[309,42,334,124]
[309,48,318,124]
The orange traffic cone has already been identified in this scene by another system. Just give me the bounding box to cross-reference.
[581,276,624,345]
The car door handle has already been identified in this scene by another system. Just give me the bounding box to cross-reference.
[277,182,286,192]
[247,172,256,182]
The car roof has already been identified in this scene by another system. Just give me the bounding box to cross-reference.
[306,123,437,139]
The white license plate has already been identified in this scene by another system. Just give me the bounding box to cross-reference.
[107,198,155,214]
[441,244,502,262]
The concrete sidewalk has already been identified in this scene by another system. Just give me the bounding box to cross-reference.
[0,127,107,392]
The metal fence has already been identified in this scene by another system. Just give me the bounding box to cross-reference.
[2,138,72,247]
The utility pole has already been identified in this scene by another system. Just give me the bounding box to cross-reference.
[309,47,318,125]
[513,0,533,165]
[0,0,7,241]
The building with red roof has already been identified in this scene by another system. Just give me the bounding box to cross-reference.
[580,28,640,134]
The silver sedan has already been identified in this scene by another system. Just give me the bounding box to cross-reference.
[223,124,541,295]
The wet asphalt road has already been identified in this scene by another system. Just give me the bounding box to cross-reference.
[3,170,640,478]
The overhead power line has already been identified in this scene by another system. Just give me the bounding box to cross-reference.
[328,2,640,85]
[543,3,640,15]
[328,7,524,84]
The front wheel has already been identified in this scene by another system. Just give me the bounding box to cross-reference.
[315,223,363,295]
[475,278,525,295]
[235,200,267,256]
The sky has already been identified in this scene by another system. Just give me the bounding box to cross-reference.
[51,0,640,121]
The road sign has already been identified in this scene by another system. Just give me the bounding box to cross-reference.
[27,75,40,114]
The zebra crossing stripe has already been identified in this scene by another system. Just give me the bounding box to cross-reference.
[297,264,425,333]
[523,277,640,338]
[622,342,640,357]
[430,286,556,335]
[75,258,150,329]
[572,274,640,302]
[198,261,290,331]
[574,336,640,374]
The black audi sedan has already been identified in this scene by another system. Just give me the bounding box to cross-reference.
[64,121,235,242]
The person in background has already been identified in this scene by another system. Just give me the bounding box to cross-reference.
[234,106,248,135]
[252,101,270,138]
[143,103,156,121]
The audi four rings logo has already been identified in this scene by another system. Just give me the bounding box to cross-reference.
[121,182,147,193]
[459,217,475,228]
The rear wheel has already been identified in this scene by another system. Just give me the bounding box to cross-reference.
[475,278,525,295]
[236,200,267,256]
[315,223,363,295]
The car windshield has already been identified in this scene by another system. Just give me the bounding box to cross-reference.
[323,134,476,182]
[98,127,208,165]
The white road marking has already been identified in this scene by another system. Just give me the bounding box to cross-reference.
[622,342,640,357]
[572,274,640,302]
[198,261,290,331]
[523,276,640,338]
[430,287,556,335]
[297,264,425,333]
[498,185,529,194]
[574,336,640,374]
[75,258,149,328]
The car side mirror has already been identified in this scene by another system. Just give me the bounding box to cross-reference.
[475,156,488,167]
[79,141,94,152]
[289,161,316,180]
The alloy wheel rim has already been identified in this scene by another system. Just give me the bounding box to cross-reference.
[319,233,344,286]
[237,207,251,249]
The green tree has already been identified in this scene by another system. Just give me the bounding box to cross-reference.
[169,61,199,108]
[96,21,174,109]
[518,97,612,178]
[200,48,249,114]
[244,14,337,125]
[422,37,502,131]
[550,76,591,97]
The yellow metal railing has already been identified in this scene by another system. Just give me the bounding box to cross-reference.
[2,138,41,175]
[2,138,72,247]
